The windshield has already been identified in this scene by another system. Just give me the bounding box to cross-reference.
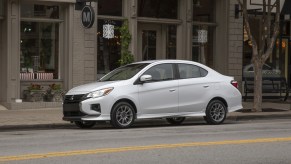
[100,63,149,81]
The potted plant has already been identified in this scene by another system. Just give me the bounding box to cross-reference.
[45,83,64,102]
[23,83,44,102]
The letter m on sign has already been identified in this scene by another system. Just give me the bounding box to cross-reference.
[83,12,90,22]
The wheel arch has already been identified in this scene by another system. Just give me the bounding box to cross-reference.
[111,98,137,115]
[208,97,228,112]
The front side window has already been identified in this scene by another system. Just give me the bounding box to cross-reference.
[178,64,208,79]
[143,64,174,81]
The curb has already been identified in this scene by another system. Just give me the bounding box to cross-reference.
[1,112,291,131]
[228,112,291,121]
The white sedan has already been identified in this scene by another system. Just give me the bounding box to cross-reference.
[63,60,242,128]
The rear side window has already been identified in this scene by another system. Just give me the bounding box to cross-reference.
[178,64,208,79]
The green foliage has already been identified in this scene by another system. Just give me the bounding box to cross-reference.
[117,20,134,66]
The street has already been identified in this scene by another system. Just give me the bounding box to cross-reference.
[1,118,291,164]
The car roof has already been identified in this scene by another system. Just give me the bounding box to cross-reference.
[132,60,198,65]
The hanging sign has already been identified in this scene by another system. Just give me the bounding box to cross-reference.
[81,5,95,28]
[198,30,208,43]
[103,24,114,39]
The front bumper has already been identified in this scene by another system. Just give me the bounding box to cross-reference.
[62,94,110,121]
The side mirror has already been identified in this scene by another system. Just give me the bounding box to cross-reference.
[140,75,152,82]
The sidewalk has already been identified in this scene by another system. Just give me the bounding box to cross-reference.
[0,102,290,130]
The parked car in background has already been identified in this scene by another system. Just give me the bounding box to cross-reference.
[243,63,281,78]
[63,60,242,129]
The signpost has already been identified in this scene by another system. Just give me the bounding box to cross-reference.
[81,5,95,28]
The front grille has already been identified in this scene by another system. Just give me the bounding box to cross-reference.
[63,94,86,118]
[64,94,85,104]
[63,111,86,117]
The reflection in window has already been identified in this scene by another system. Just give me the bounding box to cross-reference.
[98,0,122,16]
[21,4,60,19]
[193,0,215,22]
[178,64,207,79]
[97,20,122,75]
[166,25,177,59]
[143,64,174,81]
[138,0,177,19]
[0,0,3,17]
[192,25,214,67]
[142,30,156,60]
[20,22,59,79]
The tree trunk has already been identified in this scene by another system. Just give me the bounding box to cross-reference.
[253,61,263,112]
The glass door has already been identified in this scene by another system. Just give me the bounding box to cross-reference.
[138,24,162,61]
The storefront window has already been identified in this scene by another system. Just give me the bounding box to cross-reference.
[166,25,177,59]
[0,0,3,18]
[138,0,178,19]
[21,4,60,19]
[192,25,214,67]
[20,3,61,80]
[21,22,59,79]
[242,17,287,80]
[97,20,122,75]
[193,0,215,22]
[98,0,122,16]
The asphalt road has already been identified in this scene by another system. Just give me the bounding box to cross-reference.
[1,119,291,164]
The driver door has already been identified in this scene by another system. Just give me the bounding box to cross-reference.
[138,64,178,115]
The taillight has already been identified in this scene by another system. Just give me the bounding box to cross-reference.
[231,80,238,88]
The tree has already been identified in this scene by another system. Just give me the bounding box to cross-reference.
[237,0,280,112]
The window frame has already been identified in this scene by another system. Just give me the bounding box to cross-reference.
[20,2,64,80]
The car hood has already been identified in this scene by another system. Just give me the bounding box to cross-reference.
[66,81,116,95]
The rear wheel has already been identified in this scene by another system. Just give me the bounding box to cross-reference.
[204,100,227,125]
[166,117,185,125]
[74,121,96,129]
[110,102,135,129]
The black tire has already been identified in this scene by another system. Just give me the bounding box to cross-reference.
[166,117,185,125]
[110,102,135,129]
[74,121,96,129]
[204,100,227,125]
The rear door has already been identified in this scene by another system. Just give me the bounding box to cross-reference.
[177,63,211,113]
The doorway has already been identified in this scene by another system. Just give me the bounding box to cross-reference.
[138,24,162,61]
[138,23,177,61]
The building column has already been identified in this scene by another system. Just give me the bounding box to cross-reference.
[125,0,138,61]
[3,0,21,104]
[177,0,192,60]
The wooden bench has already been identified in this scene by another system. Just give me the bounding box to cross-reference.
[243,76,289,101]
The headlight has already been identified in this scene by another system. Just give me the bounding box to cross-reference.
[86,87,114,98]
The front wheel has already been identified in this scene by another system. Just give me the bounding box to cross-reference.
[166,117,185,125]
[110,102,135,129]
[74,121,96,129]
[204,100,227,125]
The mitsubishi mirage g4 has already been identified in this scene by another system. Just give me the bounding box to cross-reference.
[63,60,242,129]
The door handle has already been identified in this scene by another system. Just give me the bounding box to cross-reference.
[169,89,176,92]
[203,85,209,88]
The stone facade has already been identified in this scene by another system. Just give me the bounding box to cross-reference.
[72,3,97,87]
[228,0,244,90]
